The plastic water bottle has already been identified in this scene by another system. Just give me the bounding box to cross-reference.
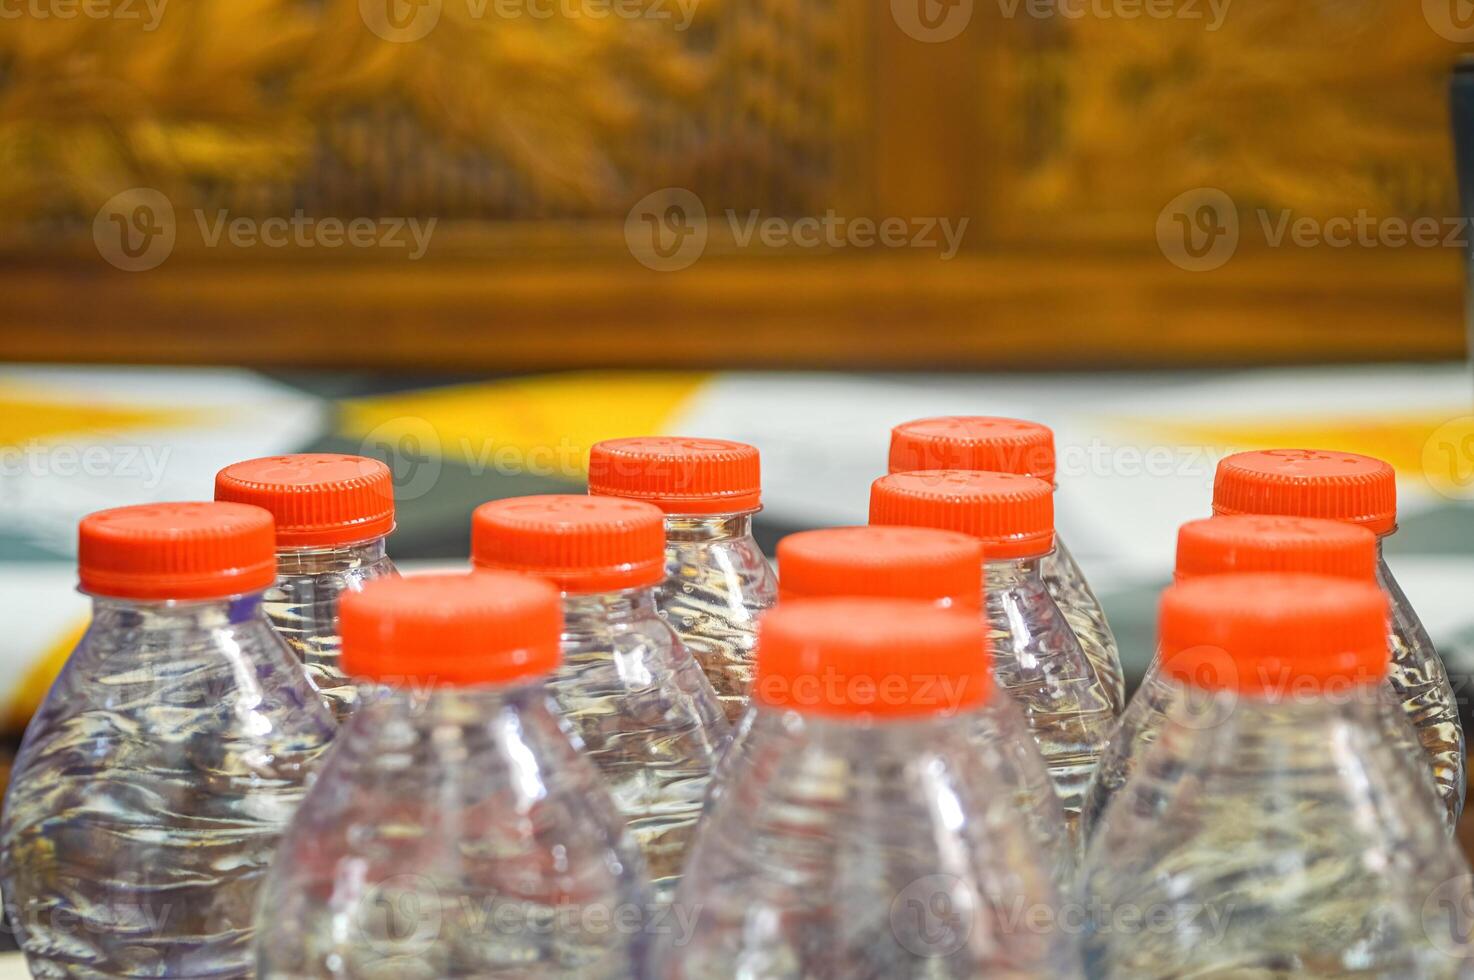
[0,502,335,979]
[1213,448,1466,824]
[472,495,729,901]
[1080,573,1474,978]
[871,470,1115,842]
[889,416,1126,714]
[588,437,777,724]
[1080,514,1448,838]
[216,453,398,723]
[255,572,652,979]
[771,524,1071,885]
[653,597,1081,978]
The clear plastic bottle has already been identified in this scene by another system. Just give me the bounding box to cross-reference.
[889,416,1126,714]
[765,524,1071,885]
[472,495,730,902]
[0,502,335,979]
[216,453,399,724]
[1214,448,1466,825]
[1081,573,1474,978]
[652,597,1082,979]
[1079,514,1452,838]
[871,470,1115,844]
[255,572,652,980]
[588,437,777,724]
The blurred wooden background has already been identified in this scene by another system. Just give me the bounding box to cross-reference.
[0,0,1468,368]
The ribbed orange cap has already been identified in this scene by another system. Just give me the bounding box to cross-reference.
[587,437,761,514]
[888,417,1056,482]
[1175,516,1377,583]
[471,495,666,593]
[869,470,1054,559]
[1212,449,1397,536]
[777,526,983,608]
[341,572,562,686]
[1159,573,1389,695]
[78,502,277,600]
[752,598,991,720]
[215,454,395,548]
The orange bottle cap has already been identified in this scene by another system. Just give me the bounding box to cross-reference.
[78,502,277,600]
[1159,573,1389,695]
[1212,449,1396,536]
[471,495,666,593]
[869,470,1054,560]
[777,526,983,608]
[888,417,1056,482]
[341,572,562,687]
[588,437,761,515]
[1176,516,1377,583]
[215,454,395,548]
[752,598,991,720]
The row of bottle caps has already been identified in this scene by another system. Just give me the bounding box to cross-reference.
[5,417,1471,977]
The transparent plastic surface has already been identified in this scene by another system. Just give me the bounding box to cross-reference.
[0,594,335,979]
[1081,686,1474,978]
[1379,548,1466,826]
[651,708,1084,979]
[653,514,777,724]
[1080,656,1448,839]
[255,683,652,979]
[1041,536,1126,716]
[986,556,1115,844]
[708,693,1072,887]
[263,538,398,723]
[553,587,731,901]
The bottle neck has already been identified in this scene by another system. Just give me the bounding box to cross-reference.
[983,554,1049,590]
[358,677,550,725]
[275,536,389,576]
[662,512,756,543]
[89,592,266,630]
[560,585,660,631]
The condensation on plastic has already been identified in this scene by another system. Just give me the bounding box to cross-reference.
[255,683,652,979]
[652,707,1083,978]
[652,514,777,724]
[1080,687,1474,978]
[0,594,334,979]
